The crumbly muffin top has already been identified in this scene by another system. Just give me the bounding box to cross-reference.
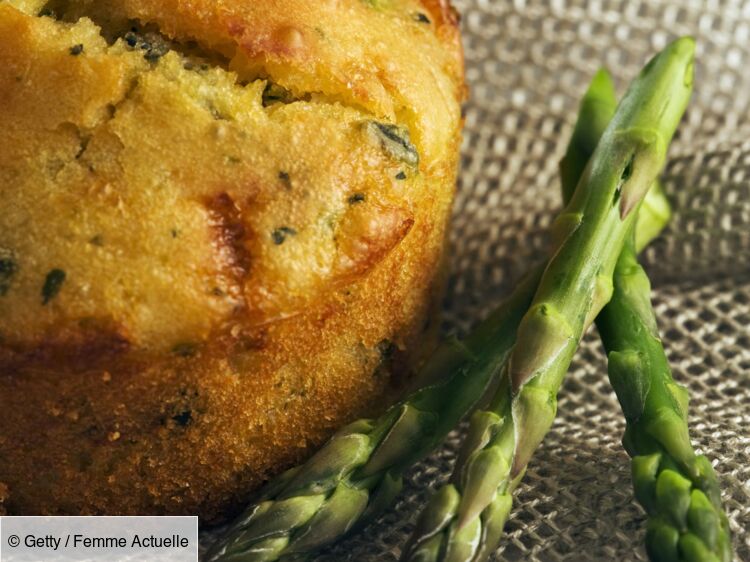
[0,0,464,359]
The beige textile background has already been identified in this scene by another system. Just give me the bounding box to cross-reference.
[206,1,750,559]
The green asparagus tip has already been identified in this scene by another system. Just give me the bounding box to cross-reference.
[625,36,695,131]
[588,68,617,103]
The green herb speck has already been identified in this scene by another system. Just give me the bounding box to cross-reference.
[348,193,366,204]
[124,31,138,47]
[272,226,297,245]
[377,339,397,359]
[208,104,227,120]
[366,121,419,167]
[172,410,192,427]
[0,258,18,296]
[278,171,292,189]
[395,171,407,180]
[123,30,169,62]
[42,269,66,305]
[262,83,295,107]
[172,342,197,357]
[70,44,84,55]
[412,12,431,24]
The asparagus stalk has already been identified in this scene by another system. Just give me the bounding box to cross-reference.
[560,65,731,562]
[206,266,541,562]
[401,38,695,562]
[562,67,731,562]
[598,236,732,562]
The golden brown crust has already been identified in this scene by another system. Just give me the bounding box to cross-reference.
[0,0,464,520]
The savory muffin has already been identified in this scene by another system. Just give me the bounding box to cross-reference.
[0,0,465,521]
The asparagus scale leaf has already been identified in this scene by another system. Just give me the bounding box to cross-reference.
[559,69,672,253]
[401,37,695,562]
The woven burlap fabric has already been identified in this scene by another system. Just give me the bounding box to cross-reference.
[203,1,750,559]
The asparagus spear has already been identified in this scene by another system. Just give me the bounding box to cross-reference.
[562,68,731,562]
[206,266,541,562]
[598,236,732,562]
[401,37,695,562]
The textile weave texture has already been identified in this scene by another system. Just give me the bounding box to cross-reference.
[205,1,750,560]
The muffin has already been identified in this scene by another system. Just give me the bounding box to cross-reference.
[0,0,465,521]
